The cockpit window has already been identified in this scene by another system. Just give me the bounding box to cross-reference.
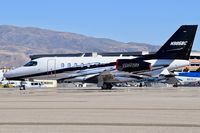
[24,61,38,67]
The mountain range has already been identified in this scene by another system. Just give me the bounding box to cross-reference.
[0,25,159,67]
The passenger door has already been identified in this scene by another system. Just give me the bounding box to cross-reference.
[47,59,56,78]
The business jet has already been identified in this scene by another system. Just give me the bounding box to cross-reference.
[4,25,198,89]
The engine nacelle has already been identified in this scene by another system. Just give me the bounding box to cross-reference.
[116,59,151,72]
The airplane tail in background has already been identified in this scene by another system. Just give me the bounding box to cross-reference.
[153,25,198,60]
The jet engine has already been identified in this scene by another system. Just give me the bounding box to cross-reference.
[116,59,151,72]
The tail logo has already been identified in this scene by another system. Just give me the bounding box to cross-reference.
[170,41,188,46]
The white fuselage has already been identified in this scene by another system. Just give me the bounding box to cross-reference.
[4,55,189,82]
[4,56,133,80]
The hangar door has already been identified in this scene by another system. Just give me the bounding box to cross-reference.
[47,59,56,77]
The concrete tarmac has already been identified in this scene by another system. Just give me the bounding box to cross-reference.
[0,87,200,133]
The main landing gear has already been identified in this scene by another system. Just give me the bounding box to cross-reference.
[101,83,113,90]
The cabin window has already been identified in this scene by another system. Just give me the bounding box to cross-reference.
[67,63,71,68]
[79,63,84,67]
[87,63,91,67]
[61,63,65,68]
[74,63,78,67]
[24,61,38,67]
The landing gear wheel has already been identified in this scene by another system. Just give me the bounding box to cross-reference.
[20,85,26,90]
[78,84,83,87]
[101,83,113,90]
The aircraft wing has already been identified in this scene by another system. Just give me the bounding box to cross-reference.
[57,65,116,82]
[57,62,171,84]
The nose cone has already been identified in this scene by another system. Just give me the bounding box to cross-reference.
[3,70,20,80]
[4,66,36,80]
[4,71,14,79]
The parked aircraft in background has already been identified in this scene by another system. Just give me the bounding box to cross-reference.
[175,71,200,85]
[4,25,198,89]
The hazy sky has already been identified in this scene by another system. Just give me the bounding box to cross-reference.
[0,0,199,50]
